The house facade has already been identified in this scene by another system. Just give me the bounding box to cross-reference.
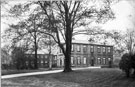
[25,54,57,69]
[57,40,113,67]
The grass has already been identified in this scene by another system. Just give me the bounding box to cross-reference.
[1,68,135,87]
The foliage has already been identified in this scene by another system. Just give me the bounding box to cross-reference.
[119,53,135,77]
[11,47,27,70]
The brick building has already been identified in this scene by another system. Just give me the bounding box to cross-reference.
[25,54,57,69]
[57,40,113,67]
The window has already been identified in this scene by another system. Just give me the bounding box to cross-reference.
[77,45,81,52]
[108,58,111,64]
[26,61,28,65]
[108,58,111,61]
[45,61,48,63]
[41,60,44,63]
[41,55,44,59]
[103,47,106,52]
[108,47,111,53]
[98,58,101,64]
[71,44,74,52]
[83,57,86,64]
[37,55,40,59]
[45,55,47,59]
[71,57,73,64]
[77,57,81,64]
[83,45,87,52]
[97,46,101,53]
[103,58,106,64]
[91,46,94,52]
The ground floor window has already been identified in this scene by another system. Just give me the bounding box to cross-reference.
[83,57,86,64]
[103,58,106,64]
[97,58,101,64]
[77,57,81,65]
[71,57,73,65]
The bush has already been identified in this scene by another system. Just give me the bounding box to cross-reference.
[119,53,132,77]
[119,53,135,77]
[131,54,135,75]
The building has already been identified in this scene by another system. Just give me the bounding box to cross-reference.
[25,54,57,69]
[57,40,113,67]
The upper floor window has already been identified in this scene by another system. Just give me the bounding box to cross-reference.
[77,45,81,52]
[71,56,73,64]
[83,45,87,52]
[41,55,44,59]
[91,46,94,52]
[103,47,106,52]
[97,46,101,53]
[37,55,40,59]
[45,55,47,59]
[71,44,74,52]
[108,47,111,53]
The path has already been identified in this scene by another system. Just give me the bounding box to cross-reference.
[1,66,101,79]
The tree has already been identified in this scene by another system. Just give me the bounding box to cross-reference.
[3,0,116,72]
[11,46,27,70]
[3,12,50,69]
[37,0,115,72]
[1,45,11,70]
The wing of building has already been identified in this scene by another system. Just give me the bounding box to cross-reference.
[57,40,113,67]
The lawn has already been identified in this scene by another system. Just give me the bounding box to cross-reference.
[1,68,135,87]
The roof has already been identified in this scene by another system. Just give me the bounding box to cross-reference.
[61,40,113,47]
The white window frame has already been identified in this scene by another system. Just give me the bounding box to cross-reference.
[71,44,74,51]
[103,47,106,52]
[108,47,111,53]
[41,60,44,63]
[77,45,80,52]
[98,46,101,53]
[77,57,81,64]
[83,45,87,52]
[83,57,86,64]
[103,58,106,64]
[91,46,94,52]
[98,58,101,64]
[71,57,73,64]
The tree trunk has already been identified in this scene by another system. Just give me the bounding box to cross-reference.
[48,52,52,70]
[63,52,72,72]
[34,36,38,69]
[63,11,72,72]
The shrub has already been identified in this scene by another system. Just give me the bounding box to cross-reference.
[131,54,135,75]
[119,53,132,77]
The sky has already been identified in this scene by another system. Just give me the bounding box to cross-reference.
[1,0,135,43]
[75,0,135,40]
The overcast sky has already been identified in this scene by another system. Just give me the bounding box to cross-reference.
[1,0,135,41]
[75,0,135,40]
